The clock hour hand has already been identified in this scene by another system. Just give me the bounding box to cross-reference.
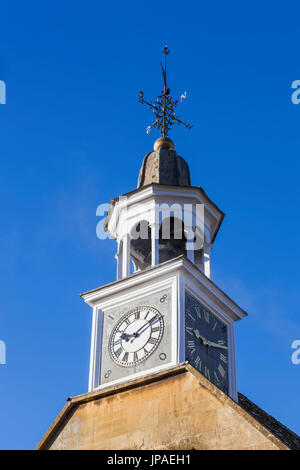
[193,329,209,346]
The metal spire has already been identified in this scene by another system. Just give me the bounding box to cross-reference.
[138,46,192,138]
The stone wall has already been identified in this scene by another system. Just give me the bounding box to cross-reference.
[39,366,287,450]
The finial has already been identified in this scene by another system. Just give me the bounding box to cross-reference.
[138,46,192,139]
[153,137,175,151]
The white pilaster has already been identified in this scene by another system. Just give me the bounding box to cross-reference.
[150,223,159,267]
[116,240,123,280]
[185,227,195,264]
[203,241,212,279]
[122,233,131,278]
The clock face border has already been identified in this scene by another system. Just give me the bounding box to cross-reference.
[108,306,164,367]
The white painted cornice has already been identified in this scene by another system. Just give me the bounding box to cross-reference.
[105,183,225,244]
[81,255,246,322]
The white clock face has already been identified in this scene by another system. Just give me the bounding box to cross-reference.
[108,306,164,367]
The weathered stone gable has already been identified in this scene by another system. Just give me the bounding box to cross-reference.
[37,365,296,450]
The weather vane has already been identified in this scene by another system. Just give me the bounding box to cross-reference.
[138,45,192,138]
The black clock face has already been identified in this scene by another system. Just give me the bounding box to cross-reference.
[185,293,229,394]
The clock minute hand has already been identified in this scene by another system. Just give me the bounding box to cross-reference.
[130,315,160,342]
[193,329,228,350]
[206,340,228,350]
[121,323,153,343]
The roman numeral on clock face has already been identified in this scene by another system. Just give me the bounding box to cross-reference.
[220,353,227,363]
[218,364,226,378]
[152,326,160,333]
[135,310,140,320]
[194,356,201,370]
[194,305,202,319]
[187,312,196,322]
[205,366,211,380]
[115,347,123,358]
[148,337,157,345]
[187,340,196,355]
[186,326,194,335]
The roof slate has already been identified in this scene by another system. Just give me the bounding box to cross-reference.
[238,393,300,450]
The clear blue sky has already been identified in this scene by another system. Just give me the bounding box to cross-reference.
[0,1,300,449]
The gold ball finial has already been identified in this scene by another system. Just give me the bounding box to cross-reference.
[153,137,175,151]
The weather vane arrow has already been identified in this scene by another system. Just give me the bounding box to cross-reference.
[138,45,192,138]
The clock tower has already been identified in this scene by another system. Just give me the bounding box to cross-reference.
[36,48,300,451]
[81,47,246,400]
[82,133,246,401]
